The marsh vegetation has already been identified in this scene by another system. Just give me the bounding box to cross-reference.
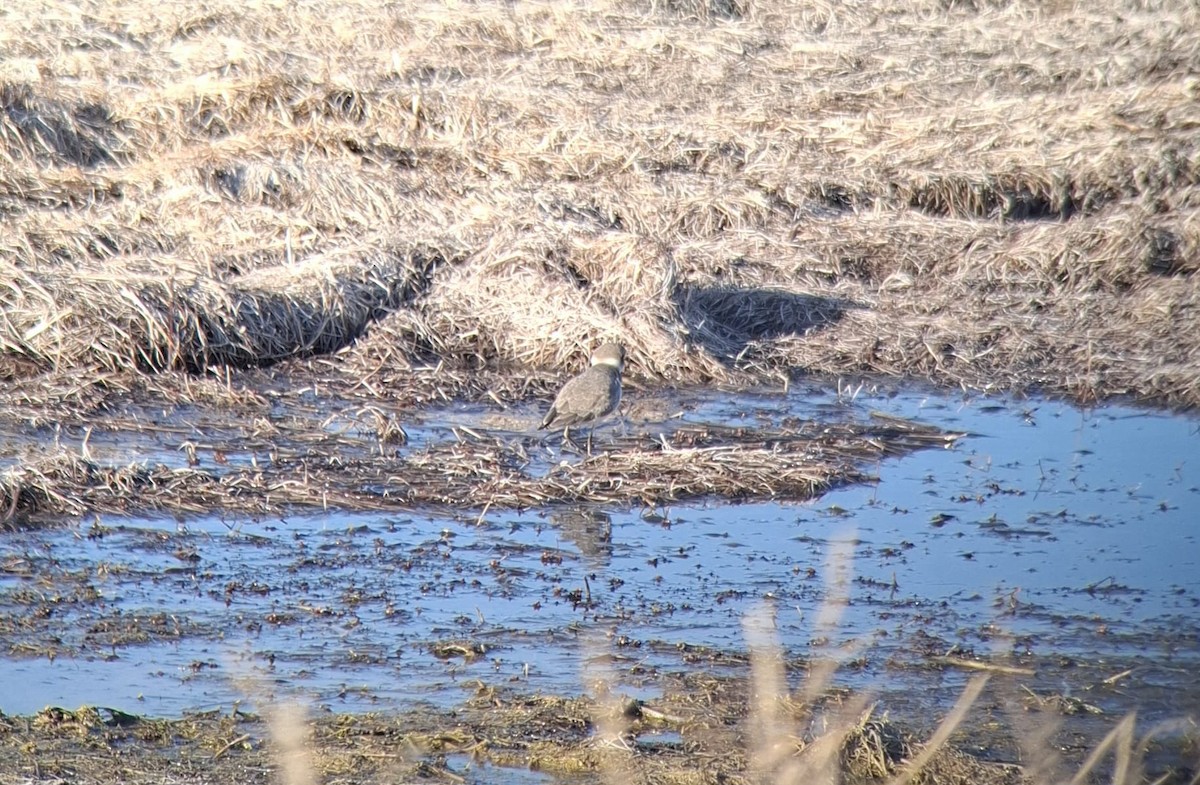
[1,0,1198,782]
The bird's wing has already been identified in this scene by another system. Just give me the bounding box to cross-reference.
[541,370,609,428]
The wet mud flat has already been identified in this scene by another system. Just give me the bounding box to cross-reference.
[1,384,1198,784]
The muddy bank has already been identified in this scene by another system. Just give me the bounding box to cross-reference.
[0,688,1029,785]
[1,667,1193,784]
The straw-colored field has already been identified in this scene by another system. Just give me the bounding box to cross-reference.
[2,1,1199,783]
[2,0,1198,412]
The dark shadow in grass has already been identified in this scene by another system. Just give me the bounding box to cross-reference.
[0,84,123,168]
[674,285,852,362]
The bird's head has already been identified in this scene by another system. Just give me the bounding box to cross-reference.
[590,342,625,372]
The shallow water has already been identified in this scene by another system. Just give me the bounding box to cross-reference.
[1,384,1197,738]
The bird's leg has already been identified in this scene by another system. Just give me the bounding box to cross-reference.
[562,426,580,453]
[585,426,594,456]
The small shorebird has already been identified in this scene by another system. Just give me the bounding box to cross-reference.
[539,342,625,452]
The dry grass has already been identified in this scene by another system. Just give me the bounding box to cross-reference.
[1,0,1198,411]
[0,416,956,525]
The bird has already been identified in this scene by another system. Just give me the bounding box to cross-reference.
[539,342,625,452]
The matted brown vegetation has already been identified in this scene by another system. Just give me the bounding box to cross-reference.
[1,0,1198,412]
[0,417,956,525]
